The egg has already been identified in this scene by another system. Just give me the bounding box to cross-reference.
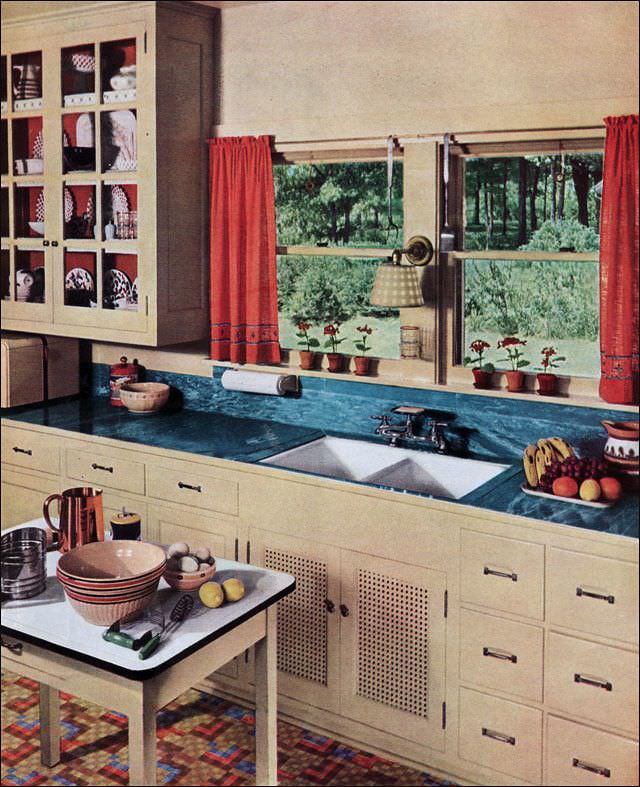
[167,542,190,559]
[194,546,211,562]
[178,555,200,573]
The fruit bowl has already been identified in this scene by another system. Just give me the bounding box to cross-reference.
[119,382,170,414]
[163,560,216,591]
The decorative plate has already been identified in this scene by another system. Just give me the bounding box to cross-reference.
[84,193,94,225]
[111,184,130,216]
[131,277,139,304]
[32,130,43,159]
[64,187,75,223]
[103,268,132,305]
[71,53,95,73]
[76,113,94,147]
[65,267,95,291]
[35,189,45,222]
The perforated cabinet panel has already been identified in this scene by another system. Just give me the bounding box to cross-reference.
[265,547,329,685]
[357,569,430,718]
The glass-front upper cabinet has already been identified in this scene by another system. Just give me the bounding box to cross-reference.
[2,3,214,345]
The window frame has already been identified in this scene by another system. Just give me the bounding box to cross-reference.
[443,138,604,399]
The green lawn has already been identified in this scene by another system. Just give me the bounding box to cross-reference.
[279,313,401,360]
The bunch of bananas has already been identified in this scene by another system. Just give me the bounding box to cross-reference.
[522,437,575,489]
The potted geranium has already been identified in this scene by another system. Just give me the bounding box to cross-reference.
[296,321,320,370]
[536,346,565,395]
[323,321,346,372]
[496,336,530,392]
[353,324,373,376]
[464,339,495,389]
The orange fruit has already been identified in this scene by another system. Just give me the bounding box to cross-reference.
[599,477,623,501]
[579,479,601,502]
[552,476,579,498]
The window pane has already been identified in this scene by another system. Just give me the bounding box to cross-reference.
[463,259,599,378]
[278,255,400,359]
[464,154,602,251]
[274,161,403,247]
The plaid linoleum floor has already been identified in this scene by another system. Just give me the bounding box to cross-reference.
[1,671,456,786]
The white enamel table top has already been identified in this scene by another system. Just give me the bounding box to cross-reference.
[1,520,295,679]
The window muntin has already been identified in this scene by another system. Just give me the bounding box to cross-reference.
[275,159,403,360]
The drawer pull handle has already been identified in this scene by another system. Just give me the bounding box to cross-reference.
[1,637,23,655]
[12,446,33,456]
[481,727,515,746]
[178,482,202,493]
[573,758,611,778]
[91,462,113,473]
[324,599,335,613]
[576,587,615,604]
[483,566,518,582]
[483,646,517,663]
[574,673,612,691]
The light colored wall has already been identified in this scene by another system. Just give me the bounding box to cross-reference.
[215,0,639,140]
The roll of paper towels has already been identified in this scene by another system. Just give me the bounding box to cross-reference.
[220,369,298,396]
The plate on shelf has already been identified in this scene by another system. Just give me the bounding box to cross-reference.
[65,267,95,291]
[32,130,43,159]
[103,268,132,305]
[131,277,138,304]
[111,184,130,216]
[71,53,95,73]
[35,190,45,222]
[28,221,45,236]
[64,186,75,223]
[520,484,615,508]
[84,193,94,225]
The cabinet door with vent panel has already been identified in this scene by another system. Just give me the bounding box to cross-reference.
[248,528,342,714]
[339,550,447,751]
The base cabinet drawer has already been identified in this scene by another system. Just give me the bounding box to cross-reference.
[546,715,639,786]
[459,608,543,701]
[547,548,639,644]
[460,530,545,620]
[546,631,639,736]
[458,687,542,783]
[147,462,238,517]
[66,449,145,496]
[1,426,60,475]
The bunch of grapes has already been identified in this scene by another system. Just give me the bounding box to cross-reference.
[539,455,607,493]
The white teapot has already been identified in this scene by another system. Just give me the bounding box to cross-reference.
[110,65,137,91]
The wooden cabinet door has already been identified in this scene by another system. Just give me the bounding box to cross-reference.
[248,528,342,714]
[339,550,447,751]
[1,466,60,530]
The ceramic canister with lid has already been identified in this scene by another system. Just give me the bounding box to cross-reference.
[110,510,141,541]
[109,355,139,406]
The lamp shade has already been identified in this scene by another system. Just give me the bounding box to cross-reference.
[369,263,425,307]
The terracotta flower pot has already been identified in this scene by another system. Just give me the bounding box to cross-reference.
[505,370,525,392]
[327,353,344,373]
[354,356,371,376]
[472,368,493,389]
[298,350,317,371]
[537,372,558,396]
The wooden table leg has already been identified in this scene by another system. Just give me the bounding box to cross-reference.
[39,683,60,767]
[255,606,278,786]
[128,685,157,786]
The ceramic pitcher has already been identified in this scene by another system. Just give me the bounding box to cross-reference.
[43,487,105,553]
[601,420,639,490]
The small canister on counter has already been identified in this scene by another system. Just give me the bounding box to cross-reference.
[400,325,421,359]
[109,356,139,406]
[110,510,141,541]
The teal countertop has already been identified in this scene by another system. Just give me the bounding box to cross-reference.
[3,397,638,540]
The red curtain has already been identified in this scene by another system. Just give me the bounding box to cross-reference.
[208,135,281,364]
[599,114,639,404]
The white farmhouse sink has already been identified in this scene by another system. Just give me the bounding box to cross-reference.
[260,436,509,500]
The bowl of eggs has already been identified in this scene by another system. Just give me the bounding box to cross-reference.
[163,542,216,591]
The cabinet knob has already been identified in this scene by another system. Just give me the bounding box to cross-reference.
[91,462,113,473]
[483,646,517,664]
[42,240,50,247]
[51,240,59,247]
[1,637,23,655]
[576,586,615,604]
[324,599,335,613]
[483,566,518,582]
[574,673,612,691]
[482,727,515,746]
[12,446,32,456]
[178,481,202,493]
[573,758,611,778]
[339,603,350,617]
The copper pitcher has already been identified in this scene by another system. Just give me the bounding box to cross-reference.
[43,487,105,553]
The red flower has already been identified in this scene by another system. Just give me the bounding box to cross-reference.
[470,340,490,353]
[498,336,527,348]
[357,325,372,335]
[324,324,337,336]
[298,322,311,332]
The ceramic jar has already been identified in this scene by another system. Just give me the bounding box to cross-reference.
[601,420,639,490]
[15,269,35,301]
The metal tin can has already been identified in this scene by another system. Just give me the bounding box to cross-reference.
[109,355,138,406]
[400,325,421,359]
[109,511,141,541]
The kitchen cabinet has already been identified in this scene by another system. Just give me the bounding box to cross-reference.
[1,2,215,345]
[249,528,447,751]
[1,414,638,786]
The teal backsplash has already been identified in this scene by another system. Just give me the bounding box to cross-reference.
[92,364,638,461]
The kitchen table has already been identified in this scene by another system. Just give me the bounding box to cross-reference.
[0,520,295,786]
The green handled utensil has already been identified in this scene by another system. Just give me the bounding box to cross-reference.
[102,620,154,651]
[138,594,194,660]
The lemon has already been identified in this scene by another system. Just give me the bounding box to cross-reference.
[222,578,245,603]
[198,581,224,608]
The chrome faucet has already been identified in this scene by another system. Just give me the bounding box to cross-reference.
[370,407,449,452]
